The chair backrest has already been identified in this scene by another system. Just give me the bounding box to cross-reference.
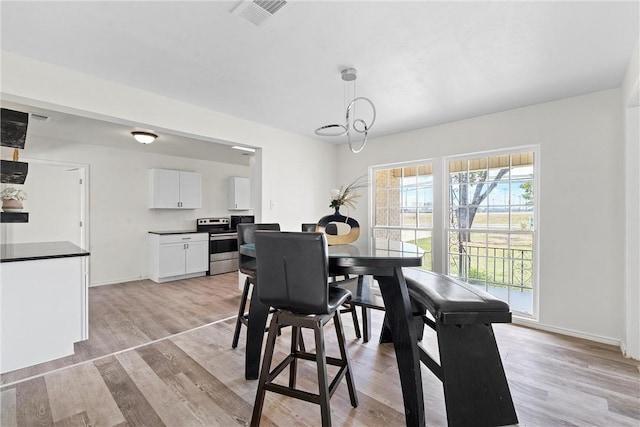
[301,223,317,232]
[237,223,280,275]
[254,231,330,315]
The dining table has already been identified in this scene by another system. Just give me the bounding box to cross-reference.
[240,237,427,427]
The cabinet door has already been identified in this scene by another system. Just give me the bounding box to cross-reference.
[150,169,180,208]
[184,240,209,274]
[158,242,186,278]
[228,177,251,210]
[179,171,202,209]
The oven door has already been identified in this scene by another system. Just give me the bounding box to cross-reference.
[209,235,238,259]
[208,233,239,275]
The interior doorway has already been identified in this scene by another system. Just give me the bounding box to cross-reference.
[0,158,88,249]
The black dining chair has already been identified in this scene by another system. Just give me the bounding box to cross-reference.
[231,223,281,349]
[250,231,358,427]
[302,223,362,339]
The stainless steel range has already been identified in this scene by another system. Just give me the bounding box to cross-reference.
[197,217,238,275]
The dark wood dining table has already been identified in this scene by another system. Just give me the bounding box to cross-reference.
[240,237,427,427]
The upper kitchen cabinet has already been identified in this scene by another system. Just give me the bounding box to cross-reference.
[149,168,201,209]
[228,176,251,210]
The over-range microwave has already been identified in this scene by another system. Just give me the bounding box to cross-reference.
[230,215,254,231]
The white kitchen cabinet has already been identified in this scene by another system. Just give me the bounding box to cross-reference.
[228,176,251,210]
[149,232,209,283]
[149,168,202,209]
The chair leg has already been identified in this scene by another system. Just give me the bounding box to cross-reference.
[250,312,281,427]
[232,277,251,349]
[361,307,371,343]
[314,319,331,427]
[333,311,358,408]
[346,303,362,339]
[298,328,306,352]
[289,326,300,389]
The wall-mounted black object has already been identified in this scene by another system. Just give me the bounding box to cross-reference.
[1,212,29,223]
[1,108,29,149]
[1,160,28,184]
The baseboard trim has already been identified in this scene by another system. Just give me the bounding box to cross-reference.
[89,276,149,287]
[513,316,621,347]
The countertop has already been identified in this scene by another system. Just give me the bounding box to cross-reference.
[148,230,209,235]
[1,241,90,263]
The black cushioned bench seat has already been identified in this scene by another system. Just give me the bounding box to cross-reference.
[401,268,518,427]
[403,268,512,325]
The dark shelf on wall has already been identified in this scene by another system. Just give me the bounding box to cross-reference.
[0,160,28,184]
[1,108,29,149]
[1,212,29,223]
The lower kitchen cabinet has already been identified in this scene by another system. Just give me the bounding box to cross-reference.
[149,232,209,283]
[1,242,90,373]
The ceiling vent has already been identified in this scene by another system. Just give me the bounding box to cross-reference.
[232,0,289,28]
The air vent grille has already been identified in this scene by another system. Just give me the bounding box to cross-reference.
[255,0,287,14]
[233,0,288,28]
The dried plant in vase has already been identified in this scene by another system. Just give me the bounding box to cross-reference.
[321,175,368,245]
[329,175,367,212]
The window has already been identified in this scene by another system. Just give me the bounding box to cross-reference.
[371,149,537,317]
[447,152,535,316]
[372,162,433,270]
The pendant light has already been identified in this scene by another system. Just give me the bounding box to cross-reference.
[315,68,376,154]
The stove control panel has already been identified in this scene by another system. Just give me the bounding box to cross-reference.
[197,217,230,226]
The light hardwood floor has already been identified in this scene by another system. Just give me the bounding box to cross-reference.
[1,273,638,426]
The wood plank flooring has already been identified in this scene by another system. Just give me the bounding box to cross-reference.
[1,273,639,426]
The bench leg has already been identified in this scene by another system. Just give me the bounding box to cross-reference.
[436,322,517,427]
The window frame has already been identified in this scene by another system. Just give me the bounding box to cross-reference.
[369,145,539,320]
[370,159,436,272]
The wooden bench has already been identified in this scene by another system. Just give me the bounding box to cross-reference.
[403,268,518,427]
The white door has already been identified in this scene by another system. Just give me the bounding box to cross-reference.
[158,242,186,278]
[179,171,201,209]
[184,240,209,274]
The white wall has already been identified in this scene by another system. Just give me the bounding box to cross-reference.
[622,39,640,359]
[336,89,626,346]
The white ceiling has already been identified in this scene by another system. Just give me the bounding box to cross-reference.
[1,1,638,161]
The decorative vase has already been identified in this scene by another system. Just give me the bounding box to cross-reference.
[2,198,23,212]
[317,206,360,245]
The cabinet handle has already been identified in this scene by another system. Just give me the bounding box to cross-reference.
[182,237,191,240]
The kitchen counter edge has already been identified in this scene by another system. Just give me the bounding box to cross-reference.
[148,230,209,235]
[1,241,90,263]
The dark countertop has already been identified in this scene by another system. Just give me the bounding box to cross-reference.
[1,241,90,263]
[148,230,208,235]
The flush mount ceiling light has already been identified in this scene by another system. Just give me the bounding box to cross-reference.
[315,68,376,154]
[131,131,157,144]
